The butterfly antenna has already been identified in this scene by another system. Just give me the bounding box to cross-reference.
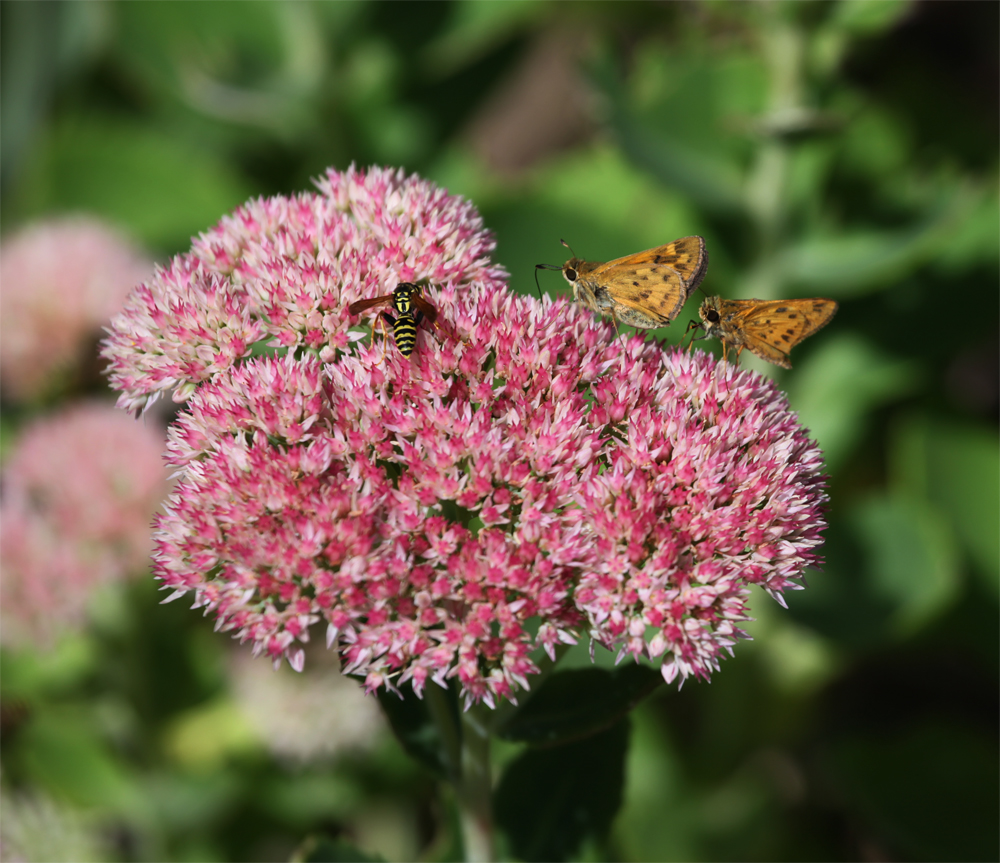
[533,266,544,302]
[534,263,563,302]
[559,239,577,258]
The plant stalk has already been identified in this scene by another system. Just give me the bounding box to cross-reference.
[457,705,494,863]
[425,687,495,862]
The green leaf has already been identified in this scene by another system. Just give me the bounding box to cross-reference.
[161,696,260,770]
[591,51,745,215]
[892,416,1000,595]
[375,682,461,780]
[495,719,630,862]
[849,493,960,636]
[495,665,661,745]
[823,720,999,862]
[11,117,254,251]
[421,0,545,76]
[293,834,385,863]
[0,637,96,700]
[612,706,695,862]
[828,0,913,36]
[782,188,977,295]
[787,333,920,471]
[114,1,296,96]
[783,226,938,295]
[12,707,139,814]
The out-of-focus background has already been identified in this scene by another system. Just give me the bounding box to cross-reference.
[1,2,996,861]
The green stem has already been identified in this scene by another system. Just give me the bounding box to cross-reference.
[458,705,494,863]
[424,683,462,782]
[425,687,495,862]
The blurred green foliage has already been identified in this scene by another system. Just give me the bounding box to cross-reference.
[1,1,996,861]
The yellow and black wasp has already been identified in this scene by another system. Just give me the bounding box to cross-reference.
[348,282,438,357]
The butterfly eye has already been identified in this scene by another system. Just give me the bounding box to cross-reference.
[564,267,578,282]
[706,309,720,323]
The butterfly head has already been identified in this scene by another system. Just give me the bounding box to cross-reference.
[561,259,586,285]
[698,296,723,336]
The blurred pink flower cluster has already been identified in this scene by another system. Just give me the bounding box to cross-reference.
[102,166,828,706]
[0,403,170,648]
[230,647,386,764]
[0,217,153,402]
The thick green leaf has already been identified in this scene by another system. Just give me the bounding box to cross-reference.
[495,665,661,745]
[375,683,461,780]
[495,719,630,863]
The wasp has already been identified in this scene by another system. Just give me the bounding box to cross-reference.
[348,282,438,357]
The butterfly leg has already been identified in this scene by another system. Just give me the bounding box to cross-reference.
[609,308,628,352]
[682,320,703,351]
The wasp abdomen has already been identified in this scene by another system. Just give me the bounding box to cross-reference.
[393,314,418,356]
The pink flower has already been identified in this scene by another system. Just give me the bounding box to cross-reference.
[104,165,829,706]
[102,166,503,414]
[0,217,153,402]
[0,402,170,648]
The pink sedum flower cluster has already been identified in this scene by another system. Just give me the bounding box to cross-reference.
[0,217,153,402]
[0,402,170,648]
[102,166,828,706]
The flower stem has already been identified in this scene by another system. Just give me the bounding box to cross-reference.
[425,683,463,781]
[424,687,495,861]
[458,705,494,863]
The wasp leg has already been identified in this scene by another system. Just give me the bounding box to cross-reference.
[377,311,397,364]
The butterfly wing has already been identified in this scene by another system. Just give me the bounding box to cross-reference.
[733,298,838,368]
[586,236,709,326]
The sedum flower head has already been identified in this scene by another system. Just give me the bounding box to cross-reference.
[103,166,828,707]
[0,217,153,402]
[0,402,170,648]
